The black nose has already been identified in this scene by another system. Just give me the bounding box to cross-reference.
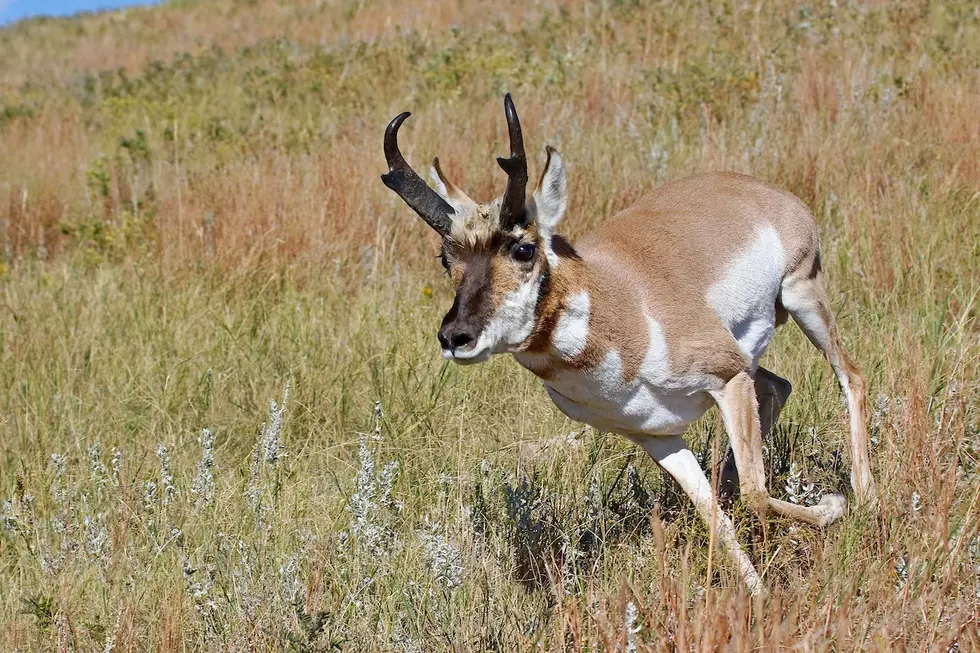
[438,325,475,351]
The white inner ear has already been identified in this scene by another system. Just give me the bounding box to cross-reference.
[429,161,477,218]
[429,167,451,199]
[531,147,568,237]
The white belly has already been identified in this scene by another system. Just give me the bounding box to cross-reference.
[541,351,715,436]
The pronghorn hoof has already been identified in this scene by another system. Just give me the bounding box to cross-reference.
[817,493,846,526]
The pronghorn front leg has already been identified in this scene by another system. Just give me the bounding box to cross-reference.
[712,372,845,528]
[632,434,762,595]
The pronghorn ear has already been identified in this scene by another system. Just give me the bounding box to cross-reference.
[429,158,477,216]
[530,146,567,234]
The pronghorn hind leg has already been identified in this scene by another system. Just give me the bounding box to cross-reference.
[633,434,762,595]
[780,272,877,506]
[712,371,846,527]
[719,367,792,501]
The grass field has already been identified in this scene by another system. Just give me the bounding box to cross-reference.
[1,0,978,649]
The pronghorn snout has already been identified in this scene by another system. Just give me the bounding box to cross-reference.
[438,292,481,351]
[437,321,476,353]
[438,262,496,362]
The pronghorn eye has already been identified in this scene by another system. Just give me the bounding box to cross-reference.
[512,243,536,263]
[439,252,450,272]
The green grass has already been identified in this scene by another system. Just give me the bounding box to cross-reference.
[1,0,978,649]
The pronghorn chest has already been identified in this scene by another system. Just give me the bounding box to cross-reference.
[514,306,716,436]
[538,358,714,436]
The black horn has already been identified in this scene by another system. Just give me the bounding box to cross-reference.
[381,112,455,236]
[496,94,528,230]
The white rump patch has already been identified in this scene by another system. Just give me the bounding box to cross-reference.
[552,291,590,359]
[706,226,786,366]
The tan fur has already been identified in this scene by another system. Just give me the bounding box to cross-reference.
[449,202,500,244]
[507,172,817,385]
[487,245,522,307]
[568,172,817,381]
[447,171,821,385]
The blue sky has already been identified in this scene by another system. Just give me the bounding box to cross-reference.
[0,0,159,25]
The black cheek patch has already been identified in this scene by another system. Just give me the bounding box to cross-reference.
[532,267,550,322]
[551,234,581,260]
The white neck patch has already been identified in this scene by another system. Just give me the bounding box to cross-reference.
[552,290,591,359]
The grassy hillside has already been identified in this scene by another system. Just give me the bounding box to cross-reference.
[1,0,978,650]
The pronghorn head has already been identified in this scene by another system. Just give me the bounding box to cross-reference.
[382,94,570,365]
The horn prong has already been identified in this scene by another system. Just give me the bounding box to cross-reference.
[497,93,529,230]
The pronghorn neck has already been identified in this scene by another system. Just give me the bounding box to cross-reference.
[514,239,615,375]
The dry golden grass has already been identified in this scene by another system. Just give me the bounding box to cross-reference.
[0,0,978,650]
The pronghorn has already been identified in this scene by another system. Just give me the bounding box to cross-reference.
[381,94,877,593]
